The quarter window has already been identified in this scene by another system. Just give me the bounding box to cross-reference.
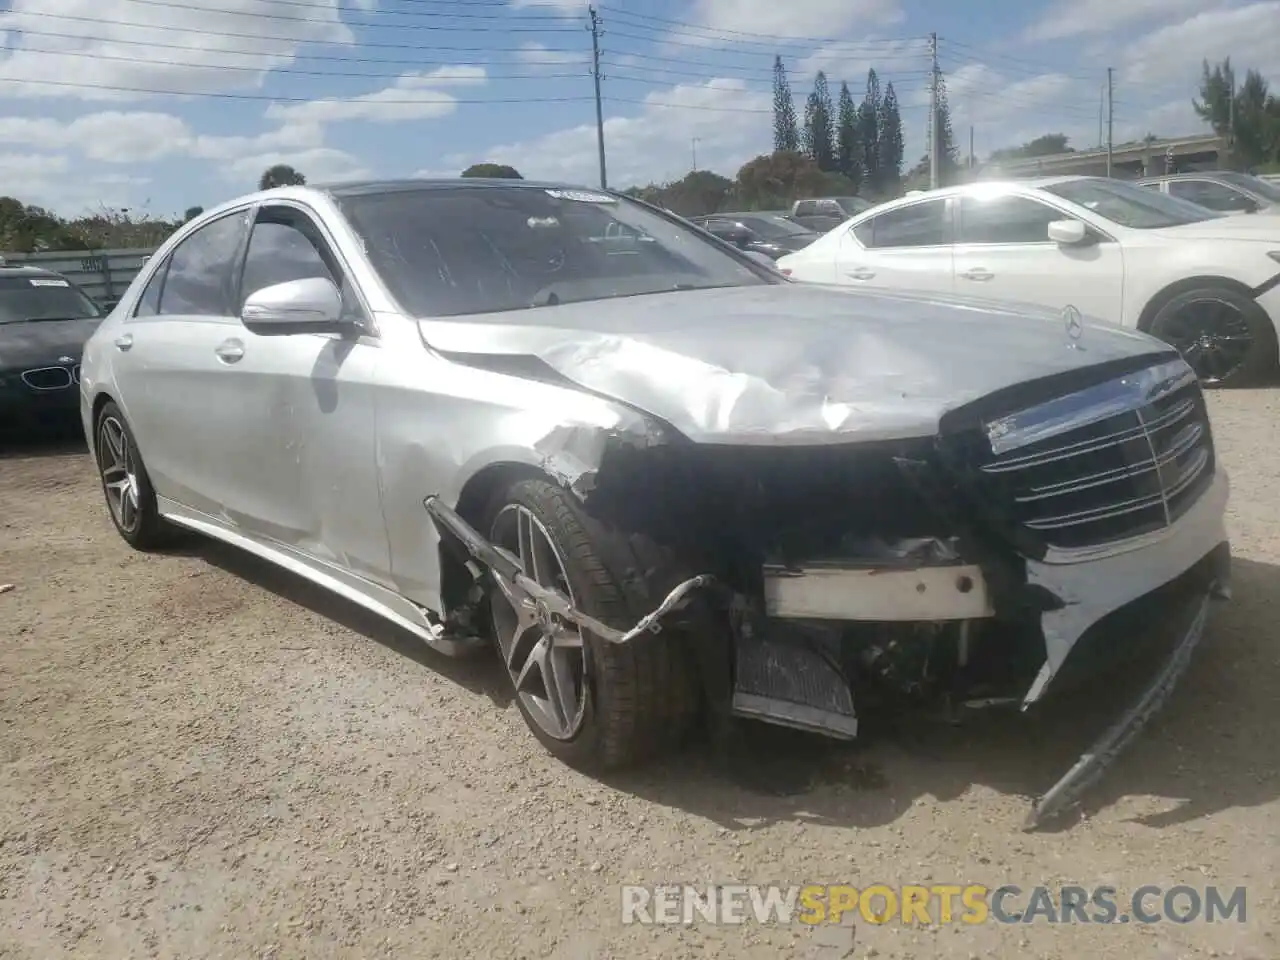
[156,211,249,316]
[958,195,1062,244]
[132,260,168,317]
[861,199,949,248]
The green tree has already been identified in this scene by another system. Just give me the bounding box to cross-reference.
[876,81,904,191]
[802,71,836,172]
[259,164,306,190]
[461,162,523,178]
[1194,59,1280,169]
[933,71,961,184]
[988,133,1074,163]
[183,206,204,222]
[734,150,833,209]
[835,81,862,190]
[772,56,800,153]
[858,69,882,192]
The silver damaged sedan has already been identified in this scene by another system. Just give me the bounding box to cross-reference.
[80,179,1232,828]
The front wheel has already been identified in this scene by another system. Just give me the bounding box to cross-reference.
[1147,285,1277,387]
[484,477,698,771]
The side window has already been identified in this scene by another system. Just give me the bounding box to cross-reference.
[1168,180,1254,212]
[864,199,950,248]
[818,201,842,217]
[957,195,1062,244]
[851,219,874,247]
[132,259,168,318]
[793,201,815,216]
[156,211,249,317]
[239,206,362,321]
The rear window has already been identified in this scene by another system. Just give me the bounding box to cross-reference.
[0,274,101,323]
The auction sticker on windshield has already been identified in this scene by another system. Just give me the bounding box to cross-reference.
[544,188,616,203]
[30,278,69,286]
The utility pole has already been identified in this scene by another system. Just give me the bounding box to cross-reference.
[968,125,974,171]
[1105,67,1114,178]
[588,6,607,189]
[929,32,939,189]
[691,137,700,172]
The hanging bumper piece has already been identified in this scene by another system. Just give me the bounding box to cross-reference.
[423,495,715,645]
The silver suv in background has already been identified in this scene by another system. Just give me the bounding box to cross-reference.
[1137,171,1280,216]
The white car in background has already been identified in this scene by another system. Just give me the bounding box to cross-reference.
[776,176,1280,386]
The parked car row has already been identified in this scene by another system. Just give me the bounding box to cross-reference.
[1137,170,1280,217]
[66,176,1234,829]
[776,174,1280,387]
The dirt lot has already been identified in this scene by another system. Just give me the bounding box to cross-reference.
[2,394,1278,960]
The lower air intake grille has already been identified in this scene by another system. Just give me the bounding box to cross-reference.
[976,359,1215,554]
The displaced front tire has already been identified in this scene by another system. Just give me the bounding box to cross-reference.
[485,477,699,771]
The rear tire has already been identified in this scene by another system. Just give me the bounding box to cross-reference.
[93,401,175,550]
[1147,285,1277,388]
[484,477,699,771]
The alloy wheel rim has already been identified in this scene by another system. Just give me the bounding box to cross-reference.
[97,416,141,533]
[1158,297,1254,385]
[488,504,588,740]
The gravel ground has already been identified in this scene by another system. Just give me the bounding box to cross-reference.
[2,393,1278,960]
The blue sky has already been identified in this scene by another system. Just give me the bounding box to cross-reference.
[0,0,1276,219]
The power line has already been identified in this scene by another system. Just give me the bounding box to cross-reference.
[0,75,595,104]
[596,5,926,48]
[601,27,929,55]
[118,0,573,17]
[69,0,582,31]
[3,43,594,82]
[4,10,589,49]
[5,25,588,66]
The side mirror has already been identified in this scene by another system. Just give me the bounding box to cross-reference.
[1047,219,1089,245]
[241,276,345,336]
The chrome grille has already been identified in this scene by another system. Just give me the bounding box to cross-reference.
[976,359,1215,553]
[20,365,74,391]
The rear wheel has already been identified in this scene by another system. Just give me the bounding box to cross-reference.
[1147,285,1277,387]
[485,477,698,771]
[94,401,174,550]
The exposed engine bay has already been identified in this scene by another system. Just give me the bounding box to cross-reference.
[424,356,1232,830]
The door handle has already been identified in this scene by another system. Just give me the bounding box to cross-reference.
[215,339,245,364]
[113,334,133,351]
[846,268,876,280]
[960,268,994,281]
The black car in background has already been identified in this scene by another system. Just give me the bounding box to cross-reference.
[0,263,103,435]
[688,212,820,260]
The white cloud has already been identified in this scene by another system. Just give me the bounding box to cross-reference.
[1023,0,1210,43]
[0,0,353,101]
[508,0,588,10]
[265,67,487,125]
[795,38,932,95]
[456,77,772,188]
[518,42,590,69]
[225,146,370,184]
[680,0,903,43]
[1122,2,1280,88]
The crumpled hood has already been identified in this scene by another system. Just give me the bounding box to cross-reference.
[0,317,101,370]
[418,284,1177,445]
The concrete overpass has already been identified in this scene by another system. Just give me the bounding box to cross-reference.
[980,134,1226,180]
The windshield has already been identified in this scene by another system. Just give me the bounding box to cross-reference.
[1042,178,1223,228]
[338,185,773,318]
[0,274,101,323]
[1214,171,1280,203]
[734,216,815,239]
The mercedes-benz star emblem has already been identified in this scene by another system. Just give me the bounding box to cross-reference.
[1062,305,1083,348]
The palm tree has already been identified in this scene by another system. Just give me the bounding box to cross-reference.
[259,164,306,190]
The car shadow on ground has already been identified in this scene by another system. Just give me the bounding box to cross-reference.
[189,536,514,707]
[603,557,1280,834]
[0,420,87,458]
